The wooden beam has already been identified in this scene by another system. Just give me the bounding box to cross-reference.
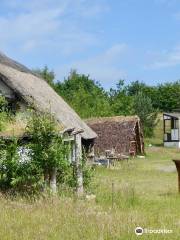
[74,133,84,196]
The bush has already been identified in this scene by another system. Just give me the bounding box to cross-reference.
[0,138,43,194]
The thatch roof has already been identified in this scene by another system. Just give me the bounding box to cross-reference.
[0,52,33,74]
[0,52,97,140]
[85,116,140,125]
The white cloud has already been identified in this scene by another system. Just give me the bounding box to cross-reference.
[145,45,180,69]
[0,0,108,54]
[0,0,127,87]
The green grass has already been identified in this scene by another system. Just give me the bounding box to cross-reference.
[0,116,180,239]
[0,147,179,239]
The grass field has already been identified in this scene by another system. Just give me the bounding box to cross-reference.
[0,116,180,240]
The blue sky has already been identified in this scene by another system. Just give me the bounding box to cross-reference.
[1,0,180,88]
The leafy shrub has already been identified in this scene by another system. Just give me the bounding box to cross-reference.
[0,138,43,194]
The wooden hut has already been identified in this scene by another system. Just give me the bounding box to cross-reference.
[86,116,144,156]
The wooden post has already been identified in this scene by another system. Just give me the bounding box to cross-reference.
[111,182,114,209]
[74,132,84,197]
[49,167,57,194]
[173,160,180,193]
[107,158,110,168]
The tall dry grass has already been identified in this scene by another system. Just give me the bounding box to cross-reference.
[0,116,180,239]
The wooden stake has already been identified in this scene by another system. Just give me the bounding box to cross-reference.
[112,182,114,209]
[50,168,57,194]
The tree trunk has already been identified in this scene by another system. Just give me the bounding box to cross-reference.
[49,168,57,194]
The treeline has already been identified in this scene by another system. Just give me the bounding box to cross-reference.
[34,67,180,136]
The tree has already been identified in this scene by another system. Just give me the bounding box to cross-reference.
[132,92,158,137]
[55,70,112,118]
[109,80,133,115]
[127,80,148,96]
[156,81,180,112]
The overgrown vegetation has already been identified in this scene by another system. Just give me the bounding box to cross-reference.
[0,137,42,194]
[0,108,93,195]
[26,110,71,193]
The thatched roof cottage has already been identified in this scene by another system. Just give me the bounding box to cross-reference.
[0,52,96,138]
[86,116,144,156]
[0,52,97,158]
[0,51,98,195]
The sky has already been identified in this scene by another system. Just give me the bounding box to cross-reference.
[1,0,180,89]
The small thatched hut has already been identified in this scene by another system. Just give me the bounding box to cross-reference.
[86,116,144,156]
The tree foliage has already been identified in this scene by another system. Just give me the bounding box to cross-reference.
[132,92,158,137]
[109,80,133,116]
[55,70,112,118]
[156,81,180,112]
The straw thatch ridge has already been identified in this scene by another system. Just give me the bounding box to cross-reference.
[85,116,140,125]
[0,52,33,74]
[0,52,97,140]
[85,116,144,155]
